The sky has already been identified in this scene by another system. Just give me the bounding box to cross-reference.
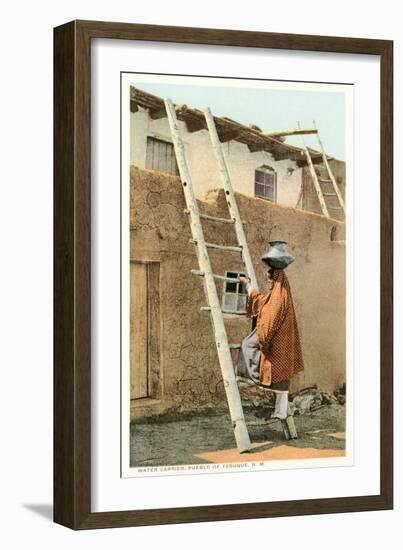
[129,76,347,160]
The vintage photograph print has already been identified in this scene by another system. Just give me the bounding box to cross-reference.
[121,74,352,478]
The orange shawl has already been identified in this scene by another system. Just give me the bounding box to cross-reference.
[246,270,304,385]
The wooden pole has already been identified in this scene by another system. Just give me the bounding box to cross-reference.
[204,107,259,291]
[264,127,318,138]
[313,120,345,213]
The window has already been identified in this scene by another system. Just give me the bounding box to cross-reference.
[145,137,179,176]
[255,165,277,201]
[222,271,248,313]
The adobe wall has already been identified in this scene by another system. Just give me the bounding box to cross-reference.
[130,165,346,418]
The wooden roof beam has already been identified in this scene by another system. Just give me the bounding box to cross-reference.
[217,128,242,143]
[149,107,168,120]
[182,119,207,132]
[247,141,271,153]
[296,155,323,168]
[130,87,163,110]
[175,105,207,133]
[264,127,318,138]
[275,150,306,161]
[174,116,205,132]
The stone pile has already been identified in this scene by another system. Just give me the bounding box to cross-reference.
[238,378,346,418]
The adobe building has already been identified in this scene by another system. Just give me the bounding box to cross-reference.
[129,87,346,419]
[130,86,345,221]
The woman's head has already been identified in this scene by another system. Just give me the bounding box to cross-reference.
[266,268,275,280]
[266,268,285,289]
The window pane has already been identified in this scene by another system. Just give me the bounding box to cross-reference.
[255,170,265,183]
[225,281,237,293]
[225,272,238,293]
[239,282,248,294]
[255,183,265,198]
[224,293,237,311]
[265,184,274,200]
[237,295,247,311]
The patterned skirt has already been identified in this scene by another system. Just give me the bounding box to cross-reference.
[235,328,289,391]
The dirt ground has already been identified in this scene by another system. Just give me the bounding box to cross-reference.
[130,404,346,468]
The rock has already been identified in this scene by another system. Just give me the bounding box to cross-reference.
[321,392,338,405]
[337,394,346,405]
[292,394,316,415]
[313,393,323,406]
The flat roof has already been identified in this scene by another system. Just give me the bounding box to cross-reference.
[130,86,333,167]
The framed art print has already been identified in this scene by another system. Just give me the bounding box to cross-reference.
[54,20,393,529]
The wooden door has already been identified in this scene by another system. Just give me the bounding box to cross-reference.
[130,261,161,400]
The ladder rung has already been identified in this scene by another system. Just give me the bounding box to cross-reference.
[214,274,242,283]
[191,270,242,283]
[185,210,247,225]
[200,213,235,224]
[328,206,343,209]
[205,242,243,253]
[229,343,241,350]
[323,193,337,197]
[190,239,242,253]
[318,178,332,183]
[200,306,246,316]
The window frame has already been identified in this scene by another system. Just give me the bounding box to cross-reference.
[254,165,277,202]
[145,135,179,176]
[222,270,248,314]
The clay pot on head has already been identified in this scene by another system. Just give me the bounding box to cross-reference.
[261,241,295,269]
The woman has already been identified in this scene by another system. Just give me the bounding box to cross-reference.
[237,261,304,419]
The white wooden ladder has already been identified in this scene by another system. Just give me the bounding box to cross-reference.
[165,98,253,452]
[297,121,345,219]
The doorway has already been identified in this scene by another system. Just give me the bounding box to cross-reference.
[130,261,161,400]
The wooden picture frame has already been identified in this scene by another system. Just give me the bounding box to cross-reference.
[54,20,393,529]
